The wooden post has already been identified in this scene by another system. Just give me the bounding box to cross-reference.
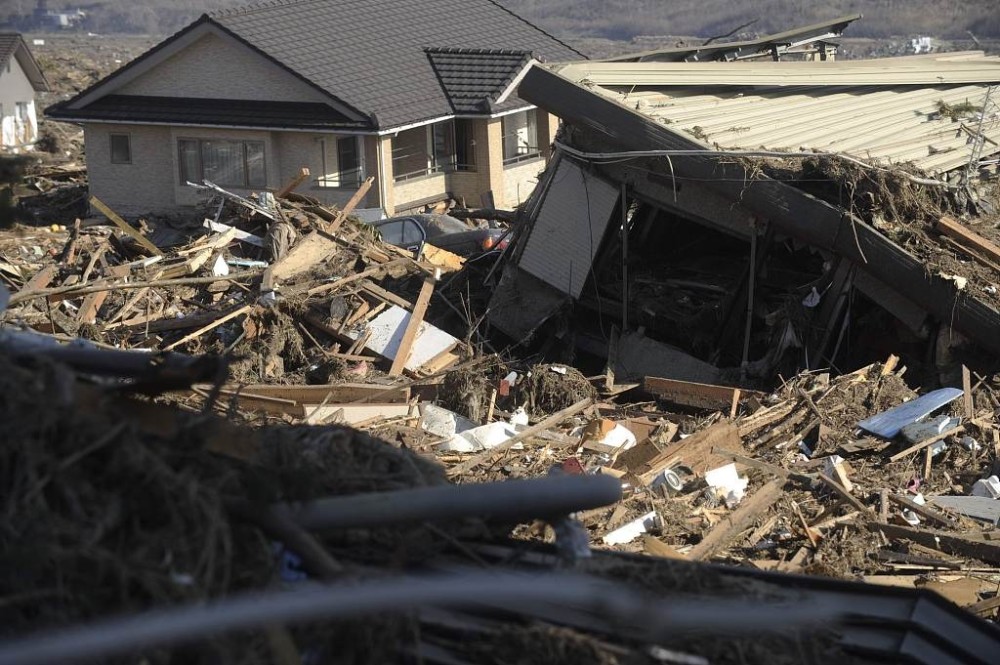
[962,365,974,419]
[389,276,435,376]
[162,305,252,352]
[328,176,374,234]
[89,196,162,256]
[276,167,310,199]
[688,478,786,561]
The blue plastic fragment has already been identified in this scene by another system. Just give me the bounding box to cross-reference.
[856,387,963,438]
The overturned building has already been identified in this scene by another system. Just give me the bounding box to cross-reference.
[489,52,1000,387]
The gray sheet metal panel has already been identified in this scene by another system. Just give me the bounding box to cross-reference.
[518,158,619,298]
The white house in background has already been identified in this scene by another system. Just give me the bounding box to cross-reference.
[0,33,50,152]
[47,0,584,217]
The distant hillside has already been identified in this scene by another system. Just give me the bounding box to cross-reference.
[1,0,997,39]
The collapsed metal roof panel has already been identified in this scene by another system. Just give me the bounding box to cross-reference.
[552,53,1000,176]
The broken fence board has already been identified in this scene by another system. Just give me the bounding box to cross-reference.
[90,196,163,256]
[637,420,742,484]
[937,215,1000,266]
[303,403,413,425]
[687,478,786,561]
[643,376,756,410]
[390,277,435,376]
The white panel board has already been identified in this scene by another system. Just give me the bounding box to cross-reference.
[518,159,619,297]
[347,305,458,372]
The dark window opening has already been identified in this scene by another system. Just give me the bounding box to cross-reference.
[110,133,131,164]
[178,138,266,189]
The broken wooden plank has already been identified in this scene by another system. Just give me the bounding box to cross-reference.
[162,305,252,351]
[447,397,594,477]
[887,493,961,529]
[195,382,410,405]
[77,264,130,325]
[643,375,755,410]
[962,365,975,420]
[203,219,264,247]
[966,595,1000,617]
[390,277,435,376]
[687,478,786,561]
[637,421,742,484]
[870,522,1000,565]
[816,473,874,515]
[887,426,964,463]
[937,215,1000,266]
[347,303,457,374]
[327,176,374,234]
[303,402,413,425]
[89,196,162,256]
[276,167,311,199]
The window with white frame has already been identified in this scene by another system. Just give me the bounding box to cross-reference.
[178,138,266,188]
[317,136,363,188]
[501,109,540,165]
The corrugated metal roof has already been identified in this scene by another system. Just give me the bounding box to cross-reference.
[552,53,1000,175]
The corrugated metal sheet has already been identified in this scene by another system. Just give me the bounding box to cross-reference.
[518,159,619,297]
[555,53,1000,175]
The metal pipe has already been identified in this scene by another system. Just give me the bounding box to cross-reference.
[0,572,846,665]
[267,474,623,531]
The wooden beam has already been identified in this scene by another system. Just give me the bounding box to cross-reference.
[643,375,755,410]
[886,493,960,529]
[816,473,874,515]
[328,176,374,234]
[688,478,786,561]
[962,365,975,420]
[887,426,964,463]
[870,522,1000,565]
[937,215,1000,265]
[89,196,162,256]
[162,305,252,351]
[77,264,129,324]
[446,397,594,478]
[637,421,742,483]
[389,277,435,376]
[276,167,310,199]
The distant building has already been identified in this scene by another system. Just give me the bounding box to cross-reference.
[0,33,50,152]
[31,1,86,30]
[911,37,934,54]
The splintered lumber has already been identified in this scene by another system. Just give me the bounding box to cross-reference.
[276,167,311,199]
[870,522,1000,565]
[937,215,1000,266]
[637,421,742,484]
[886,493,960,529]
[162,305,252,351]
[77,265,130,324]
[643,376,754,410]
[735,400,797,437]
[214,383,411,404]
[389,277,435,376]
[19,265,58,294]
[967,595,1000,617]
[327,176,374,234]
[816,473,873,515]
[9,271,263,307]
[887,426,964,463]
[89,196,163,256]
[687,478,786,561]
[446,397,594,478]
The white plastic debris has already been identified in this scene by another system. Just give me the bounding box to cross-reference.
[901,509,921,526]
[971,476,1000,499]
[212,254,230,277]
[509,406,529,427]
[438,421,519,453]
[573,419,638,453]
[961,436,982,452]
[549,365,568,375]
[602,511,659,546]
[801,287,822,308]
[420,403,477,439]
[704,463,749,508]
[928,440,949,457]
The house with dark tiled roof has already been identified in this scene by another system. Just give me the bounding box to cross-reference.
[0,33,50,152]
[46,0,584,216]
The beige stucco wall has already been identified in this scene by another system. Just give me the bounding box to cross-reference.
[0,56,39,149]
[117,32,330,104]
[502,157,546,208]
[85,123,175,214]
[392,172,449,213]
